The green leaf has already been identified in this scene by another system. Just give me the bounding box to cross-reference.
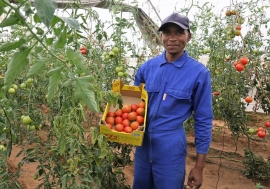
[56,16,80,30]
[6,140,12,157]
[62,78,74,88]
[35,46,43,54]
[99,148,108,159]
[51,15,62,27]
[26,58,48,78]
[33,13,42,23]
[0,133,6,142]
[54,27,67,49]
[35,27,44,35]
[4,48,31,89]
[0,14,19,27]
[47,67,62,102]
[57,134,66,156]
[45,37,54,45]
[75,77,98,112]
[66,48,87,71]
[0,38,26,52]
[34,0,57,28]
[90,127,98,145]
[61,174,67,189]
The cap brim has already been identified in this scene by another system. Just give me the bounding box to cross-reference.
[158,22,188,31]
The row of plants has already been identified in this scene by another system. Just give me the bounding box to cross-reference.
[0,0,270,188]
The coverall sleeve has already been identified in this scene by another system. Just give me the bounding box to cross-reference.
[192,70,213,154]
[134,65,145,86]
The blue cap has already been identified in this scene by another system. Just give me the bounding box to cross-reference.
[158,13,190,31]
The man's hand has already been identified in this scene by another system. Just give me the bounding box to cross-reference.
[186,166,203,189]
[186,153,206,189]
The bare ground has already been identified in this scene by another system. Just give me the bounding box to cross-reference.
[7,112,270,189]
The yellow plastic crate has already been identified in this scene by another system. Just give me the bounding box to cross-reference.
[99,80,148,146]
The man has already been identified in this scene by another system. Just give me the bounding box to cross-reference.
[132,13,213,189]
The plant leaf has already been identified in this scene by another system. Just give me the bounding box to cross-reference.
[34,0,57,28]
[4,48,31,89]
[57,16,80,30]
[47,67,62,102]
[0,38,26,52]
[54,27,67,49]
[66,48,87,72]
[0,14,19,27]
[26,58,48,78]
[75,77,98,112]
[57,134,66,156]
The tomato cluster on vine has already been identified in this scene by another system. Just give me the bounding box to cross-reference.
[248,122,270,138]
[105,101,146,133]
[80,46,87,55]
[234,57,249,72]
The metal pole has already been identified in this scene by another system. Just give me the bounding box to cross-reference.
[147,0,162,22]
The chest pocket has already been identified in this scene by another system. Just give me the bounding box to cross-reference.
[161,89,192,116]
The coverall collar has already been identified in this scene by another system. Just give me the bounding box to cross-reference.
[160,50,188,67]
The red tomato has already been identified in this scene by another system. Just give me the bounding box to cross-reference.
[233,61,239,67]
[245,96,253,103]
[80,46,87,51]
[128,112,137,121]
[130,121,139,130]
[122,119,130,127]
[122,112,128,120]
[114,109,123,117]
[115,124,124,132]
[106,124,112,129]
[213,92,220,96]
[107,111,115,118]
[122,104,131,113]
[138,101,145,109]
[105,117,114,125]
[136,115,144,125]
[131,104,138,112]
[240,57,249,65]
[136,107,145,116]
[265,122,270,128]
[124,126,133,133]
[81,49,87,54]
[114,116,123,124]
[257,127,264,132]
[235,64,244,72]
[235,25,242,30]
[257,130,266,138]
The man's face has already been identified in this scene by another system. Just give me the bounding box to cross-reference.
[161,23,191,57]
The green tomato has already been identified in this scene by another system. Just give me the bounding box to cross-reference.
[112,47,119,54]
[22,116,33,125]
[105,55,110,60]
[0,145,6,151]
[118,72,124,77]
[2,127,10,133]
[20,83,26,88]
[109,51,115,57]
[123,72,128,77]
[33,173,39,180]
[115,66,123,73]
[29,125,36,131]
[8,88,15,94]
[248,128,256,135]
[26,78,33,83]
[12,84,18,90]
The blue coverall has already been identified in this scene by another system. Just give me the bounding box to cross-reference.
[132,50,213,189]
